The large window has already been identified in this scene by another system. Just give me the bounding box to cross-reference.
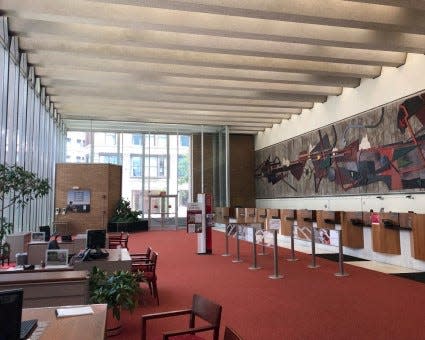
[66,132,191,219]
[131,155,143,177]
[0,19,65,232]
[145,155,166,178]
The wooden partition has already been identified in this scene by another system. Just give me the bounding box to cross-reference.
[264,209,279,230]
[234,208,245,223]
[214,207,232,224]
[316,211,341,229]
[245,208,257,223]
[341,212,365,249]
[279,209,296,236]
[256,208,267,224]
[372,212,401,255]
[296,209,316,240]
[410,213,425,261]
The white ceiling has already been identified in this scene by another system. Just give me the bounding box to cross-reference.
[1,0,424,134]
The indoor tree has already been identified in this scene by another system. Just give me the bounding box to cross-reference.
[0,164,50,244]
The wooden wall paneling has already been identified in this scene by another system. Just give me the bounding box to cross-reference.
[316,211,341,229]
[411,213,425,261]
[371,212,401,255]
[341,212,364,249]
[296,210,316,240]
[279,209,295,236]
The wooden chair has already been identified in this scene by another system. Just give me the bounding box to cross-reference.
[132,251,159,305]
[141,294,222,340]
[224,326,243,340]
[130,246,152,261]
[108,232,129,249]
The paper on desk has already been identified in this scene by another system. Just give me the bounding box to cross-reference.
[56,306,94,318]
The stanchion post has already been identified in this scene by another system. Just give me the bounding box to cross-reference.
[308,226,320,269]
[249,226,261,270]
[287,221,298,262]
[222,224,231,257]
[335,228,349,277]
[232,224,243,263]
[268,229,283,279]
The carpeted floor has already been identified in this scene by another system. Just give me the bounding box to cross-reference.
[117,229,425,340]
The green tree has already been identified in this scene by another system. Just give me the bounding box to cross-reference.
[0,164,50,244]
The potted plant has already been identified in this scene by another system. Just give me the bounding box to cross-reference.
[109,197,147,232]
[0,164,50,245]
[89,266,141,336]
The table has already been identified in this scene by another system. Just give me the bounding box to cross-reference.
[22,304,107,340]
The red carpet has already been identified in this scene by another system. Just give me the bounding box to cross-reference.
[117,230,425,340]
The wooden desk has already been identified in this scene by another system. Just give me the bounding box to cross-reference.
[0,270,88,308]
[22,304,107,340]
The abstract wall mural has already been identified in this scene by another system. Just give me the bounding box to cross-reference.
[255,92,425,198]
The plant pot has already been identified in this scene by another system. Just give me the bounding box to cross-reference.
[105,308,122,337]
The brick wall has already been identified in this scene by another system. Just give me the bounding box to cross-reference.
[54,163,122,234]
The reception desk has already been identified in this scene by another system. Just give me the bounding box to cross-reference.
[0,270,88,308]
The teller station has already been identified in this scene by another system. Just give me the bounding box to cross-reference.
[215,207,425,262]
[1,229,131,308]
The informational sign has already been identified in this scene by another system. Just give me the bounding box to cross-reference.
[67,189,91,213]
[268,218,282,231]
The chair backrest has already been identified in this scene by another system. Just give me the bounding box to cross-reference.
[190,294,222,340]
[224,326,243,340]
[121,233,129,249]
[108,232,123,248]
[146,251,158,273]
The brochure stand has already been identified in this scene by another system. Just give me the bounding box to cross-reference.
[196,193,213,255]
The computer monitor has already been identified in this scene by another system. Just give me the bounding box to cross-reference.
[0,289,37,340]
[86,229,106,250]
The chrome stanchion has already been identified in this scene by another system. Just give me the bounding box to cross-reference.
[287,220,298,262]
[335,228,349,277]
[232,224,243,263]
[268,229,283,279]
[249,226,261,270]
[308,226,320,269]
[222,224,231,257]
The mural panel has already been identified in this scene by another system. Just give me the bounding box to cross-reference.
[255,92,425,198]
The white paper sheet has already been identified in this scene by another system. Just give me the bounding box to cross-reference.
[55,306,94,318]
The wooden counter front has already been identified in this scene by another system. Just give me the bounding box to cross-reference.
[372,212,401,255]
[341,212,364,249]
[316,211,341,229]
[22,304,106,340]
[411,213,425,261]
[279,209,296,236]
[0,270,89,308]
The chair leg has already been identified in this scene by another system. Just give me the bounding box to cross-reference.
[152,280,159,305]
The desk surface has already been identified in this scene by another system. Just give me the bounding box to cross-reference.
[22,304,107,340]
